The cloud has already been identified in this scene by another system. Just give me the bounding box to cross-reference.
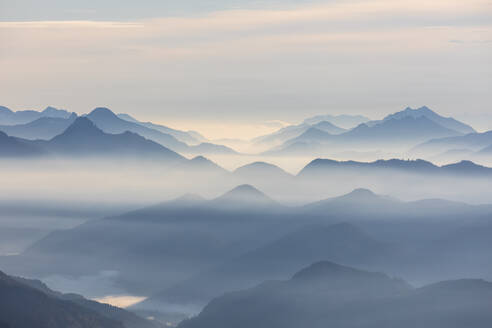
[0,0,491,135]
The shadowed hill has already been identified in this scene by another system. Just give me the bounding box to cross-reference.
[178,262,492,328]
[0,269,124,328]
[43,117,185,161]
[136,222,394,310]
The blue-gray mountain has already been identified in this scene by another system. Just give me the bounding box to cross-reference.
[298,158,492,177]
[266,106,474,155]
[0,114,77,140]
[0,106,72,125]
[0,117,185,161]
[0,106,236,155]
[5,186,492,317]
[178,261,492,328]
[0,269,162,328]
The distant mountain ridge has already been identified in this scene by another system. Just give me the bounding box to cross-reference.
[379,106,475,134]
[0,114,77,140]
[0,106,73,125]
[266,106,472,155]
[117,113,206,144]
[0,117,186,161]
[85,108,236,155]
[303,114,370,128]
[252,120,347,147]
[297,158,492,177]
[0,106,235,155]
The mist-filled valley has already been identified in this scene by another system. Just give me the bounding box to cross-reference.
[0,103,492,327]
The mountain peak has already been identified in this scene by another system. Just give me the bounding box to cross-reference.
[88,107,118,119]
[332,188,393,204]
[291,261,371,282]
[346,188,376,197]
[57,117,103,137]
[382,106,475,134]
[215,184,273,205]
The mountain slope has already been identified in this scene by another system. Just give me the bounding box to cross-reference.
[412,130,492,155]
[42,117,185,160]
[137,223,393,309]
[0,106,72,125]
[86,107,188,151]
[17,185,289,295]
[303,114,370,128]
[0,131,46,157]
[233,162,293,181]
[88,108,235,154]
[298,158,492,178]
[380,106,475,134]
[269,116,462,155]
[0,269,125,328]
[13,275,161,328]
[252,120,346,147]
[178,262,492,328]
[0,114,77,140]
[117,113,202,144]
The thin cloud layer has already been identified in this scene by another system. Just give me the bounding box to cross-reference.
[1,0,491,138]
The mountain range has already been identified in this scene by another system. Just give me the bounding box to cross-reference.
[298,158,492,177]
[5,184,492,322]
[412,130,492,156]
[0,117,185,161]
[264,106,478,156]
[178,261,492,328]
[0,269,161,328]
[0,106,73,125]
[302,114,370,128]
[0,106,236,155]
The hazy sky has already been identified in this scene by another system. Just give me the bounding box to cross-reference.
[1,0,491,138]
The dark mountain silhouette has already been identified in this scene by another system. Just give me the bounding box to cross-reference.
[117,113,205,144]
[178,262,492,328]
[298,158,492,178]
[137,222,394,309]
[378,106,475,134]
[0,113,77,140]
[298,158,439,177]
[87,107,235,154]
[0,106,72,125]
[39,117,185,160]
[441,160,492,174]
[0,131,46,157]
[0,269,124,328]
[86,107,189,150]
[233,162,293,181]
[12,276,161,328]
[412,130,492,155]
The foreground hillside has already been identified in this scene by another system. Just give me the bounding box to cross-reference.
[179,261,492,328]
[0,269,163,328]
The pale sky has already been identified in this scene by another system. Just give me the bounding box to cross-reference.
[1,0,491,138]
